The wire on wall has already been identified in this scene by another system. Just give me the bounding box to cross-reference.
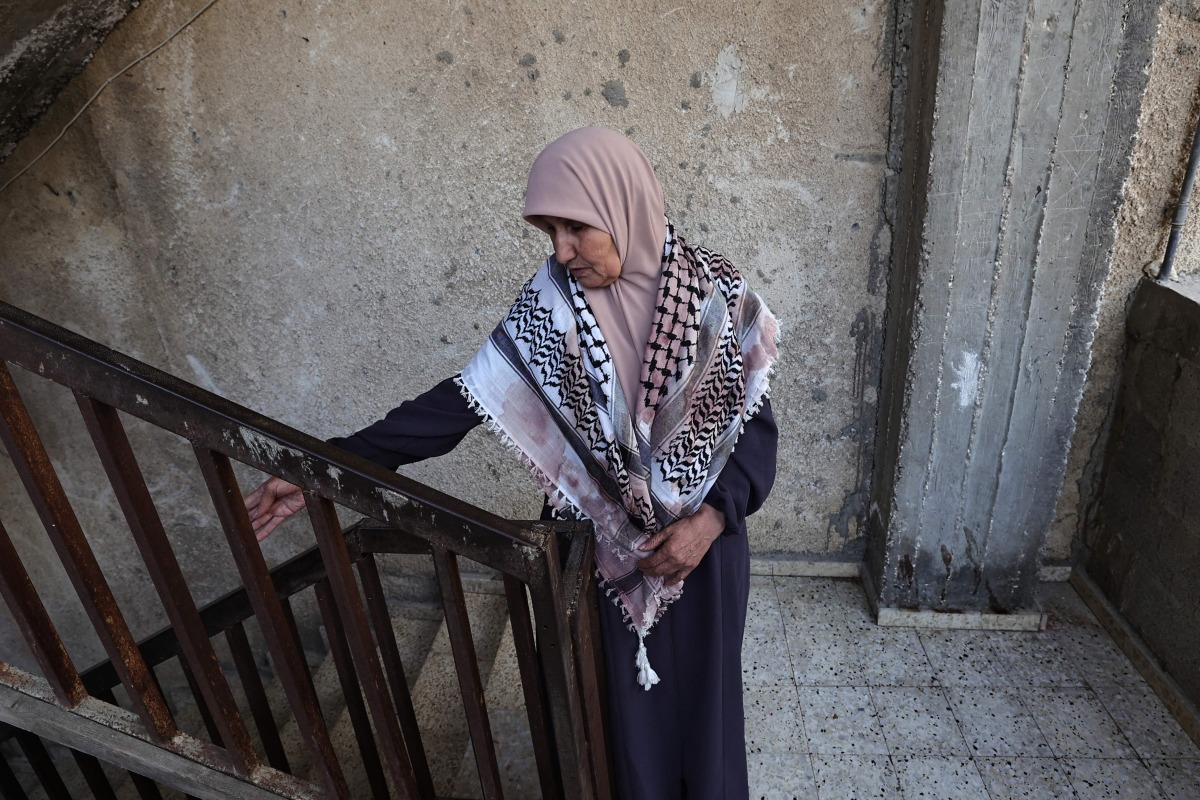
[0,0,223,196]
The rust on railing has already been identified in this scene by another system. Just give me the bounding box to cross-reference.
[0,298,610,799]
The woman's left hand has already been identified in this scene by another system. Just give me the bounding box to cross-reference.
[637,503,727,586]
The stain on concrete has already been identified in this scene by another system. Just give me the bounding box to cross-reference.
[601,79,628,108]
[553,29,565,44]
[617,48,630,67]
[812,387,828,402]
[518,53,537,67]
[950,352,980,408]
[436,50,454,64]
[690,71,702,88]
[0,0,139,161]
[706,44,748,118]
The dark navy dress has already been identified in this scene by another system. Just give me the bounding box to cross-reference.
[329,377,778,800]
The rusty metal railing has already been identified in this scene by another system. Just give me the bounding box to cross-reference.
[0,300,611,799]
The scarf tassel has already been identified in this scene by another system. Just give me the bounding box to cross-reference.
[635,632,660,691]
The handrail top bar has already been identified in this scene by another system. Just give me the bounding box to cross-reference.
[0,300,538,551]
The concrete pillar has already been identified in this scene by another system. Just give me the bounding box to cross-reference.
[868,0,1162,614]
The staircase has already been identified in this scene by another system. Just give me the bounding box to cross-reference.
[0,300,612,799]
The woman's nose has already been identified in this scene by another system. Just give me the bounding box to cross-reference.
[552,232,575,263]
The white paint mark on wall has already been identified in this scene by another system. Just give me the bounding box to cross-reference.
[186,355,221,395]
[135,394,149,406]
[950,352,981,408]
[707,44,748,118]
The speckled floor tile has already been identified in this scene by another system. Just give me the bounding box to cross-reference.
[745,685,808,754]
[789,627,868,686]
[799,686,888,756]
[810,754,902,799]
[744,578,795,686]
[975,757,1076,799]
[871,687,968,757]
[775,578,859,630]
[892,755,988,798]
[987,631,1086,688]
[1061,628,1145,688]
[859,626,938,687]
[919,629,1008,687]
[945,688,1053,758]
[1145,759,1200,799]
[748,752,818,800]
[1096,683,1200,760]
[1061,758,1167,798]
[1022,688,1136,759]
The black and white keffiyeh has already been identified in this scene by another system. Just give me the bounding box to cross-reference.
[457,222,778,689]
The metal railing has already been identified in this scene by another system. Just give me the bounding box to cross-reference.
[0,300,612,799]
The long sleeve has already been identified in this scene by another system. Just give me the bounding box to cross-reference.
[326,376,483,469]
[703,398,778,536]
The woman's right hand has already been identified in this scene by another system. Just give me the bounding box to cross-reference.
[244,477,306,541]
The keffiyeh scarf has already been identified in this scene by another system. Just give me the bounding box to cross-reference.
[457,222,778,689]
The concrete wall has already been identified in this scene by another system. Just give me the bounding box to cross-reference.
[1084,276,1200,709]
[0,0,895,664]
[1052,0,1200,560]
[0,0,136,160]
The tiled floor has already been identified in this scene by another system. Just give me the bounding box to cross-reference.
[744,576,1200,799]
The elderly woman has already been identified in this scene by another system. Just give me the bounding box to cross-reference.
[246,127,778,799]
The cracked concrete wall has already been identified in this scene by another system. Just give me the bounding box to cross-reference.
[0,0,893,664]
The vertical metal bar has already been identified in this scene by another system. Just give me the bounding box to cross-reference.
[503,574,562,800]
[224,622,291,772]
[356,555,436,799]
[431,546,505,800]
[193,447,348,799]
[75,394,258,773]
[304,492,420,798]
[574,559,613,800]
[0,363,174,742]
[0,515,86,706]
[526,536,593,800]
[14,733,70,800]
[70,750,118,800]
[0,750,29,800]
[178,654,224,746]
[314,579,390,800]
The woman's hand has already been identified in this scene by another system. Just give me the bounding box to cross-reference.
[243,477,306,541]
[636,503,727,586]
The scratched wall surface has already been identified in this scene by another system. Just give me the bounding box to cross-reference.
[869,0,1168,611]
[0,0,893,662]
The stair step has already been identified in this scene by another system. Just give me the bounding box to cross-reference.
[321,609,443,796]
[408,587,510,798]
[447,614,541,800]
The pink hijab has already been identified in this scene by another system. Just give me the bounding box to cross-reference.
[523,127,666,408]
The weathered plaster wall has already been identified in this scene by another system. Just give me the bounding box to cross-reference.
[0,0,136,160]
[0,0,893,663]
[1051,0,1200,560]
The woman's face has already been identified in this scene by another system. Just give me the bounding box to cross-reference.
[528,215,622,289]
